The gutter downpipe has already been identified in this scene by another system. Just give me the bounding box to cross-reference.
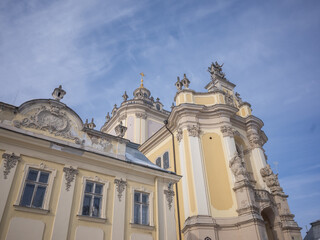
[164,119,182,240]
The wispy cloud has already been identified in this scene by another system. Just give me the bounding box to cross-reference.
[0,1,320,236]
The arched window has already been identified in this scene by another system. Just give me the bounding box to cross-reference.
[155,152,170,169]
[163,152,169,169]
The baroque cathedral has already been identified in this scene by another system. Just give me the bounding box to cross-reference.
[0,62,302,240]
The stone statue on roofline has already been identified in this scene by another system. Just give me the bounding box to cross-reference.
[208,61,226,81]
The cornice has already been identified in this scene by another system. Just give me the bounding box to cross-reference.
[245,115,264,129]
[0,101,17,111]
[83,127,129,144]
[100,101,169,132]
[168,103,239,129]
[0,126,180,182]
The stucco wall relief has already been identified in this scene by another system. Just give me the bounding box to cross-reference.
[13,105,83,144]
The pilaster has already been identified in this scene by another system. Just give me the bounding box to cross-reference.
[163,181,178,240]
[111,178,127,240]
[187,125,210,215]
[51,165,78,240]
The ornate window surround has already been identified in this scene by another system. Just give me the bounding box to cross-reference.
[14,162,57,214]
[129,186,154,227]
[77,176,109,222]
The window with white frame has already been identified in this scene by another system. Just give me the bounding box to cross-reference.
[15,163,56,212]
[82,181,104,217]
[78,177,109,220]
[20,168,50,208]
[155,151,170,169]
[134,191,149,225]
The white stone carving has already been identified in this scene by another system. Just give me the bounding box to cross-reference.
[260,165,284,194]
[208,61,226,80]
[114,178,127,201]
[13,105,82,144]
[164,182,175,210]
[247,133,263,148]
[115,121,127,138]
[220,125,235,137]
[225,92,235,106]
[176,128,183,142]
[2,153,21,179]
[63,166,78,191]
[229,154,248,182]
[187,125,201,138]
[135,112,147,119]
[89,135,112,151]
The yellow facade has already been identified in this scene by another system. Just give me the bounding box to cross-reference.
[0,62,302,240]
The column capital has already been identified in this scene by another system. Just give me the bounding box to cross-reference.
[220,125,237,138]
[176,128,183,142]
[135,112,147,119]
[247,132,263,148]
[187,125,201,138]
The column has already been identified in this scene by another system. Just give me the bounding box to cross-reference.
[187,125,210,215]
[0,152,20,222]
[111,178,127,240]
[51,166,78,240]
[247,126,268,188]
[220,125,237,163]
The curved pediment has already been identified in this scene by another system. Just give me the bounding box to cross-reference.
[12,99,84,144]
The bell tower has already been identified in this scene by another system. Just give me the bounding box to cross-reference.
[140,62,302,240]
[101,74,170,144]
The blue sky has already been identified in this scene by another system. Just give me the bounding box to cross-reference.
[0,0,319,236]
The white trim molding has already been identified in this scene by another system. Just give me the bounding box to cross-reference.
[14,162,57,212]
[130,186,154,227]
[77,176,110,221]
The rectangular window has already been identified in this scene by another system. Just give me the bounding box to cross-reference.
[20,169,49,208]
[82,181,104,217]
[134,191,149,225]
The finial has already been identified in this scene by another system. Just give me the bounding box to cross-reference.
[175,76,182,91]
[122,91,128,101]
[52,85,66,101]
[84,118,96,129]
[181,74,190,88]
[171,102,175,110]
[106,112,111,121]
[140,72,145,88]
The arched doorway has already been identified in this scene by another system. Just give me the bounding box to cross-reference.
[261,207,277,240]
